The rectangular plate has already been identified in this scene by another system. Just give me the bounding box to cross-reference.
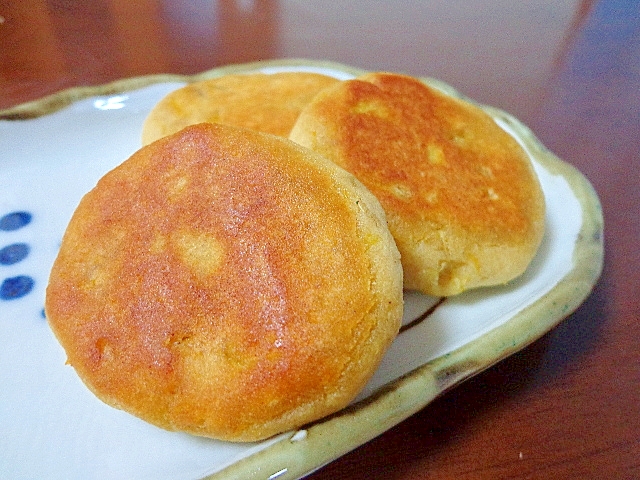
[0,59,603,479]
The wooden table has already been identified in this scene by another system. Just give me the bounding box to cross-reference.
[1,1,638,478]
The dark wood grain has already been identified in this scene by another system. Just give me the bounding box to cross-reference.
[1,1,638,478]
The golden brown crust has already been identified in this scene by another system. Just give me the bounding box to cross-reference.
[141,72,339,144]
[289,72,546,296]
[45,123,402,441]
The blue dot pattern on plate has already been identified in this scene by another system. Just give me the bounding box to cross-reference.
[0,243,30,265]
[1,276,35,300]
[0,211,32,231]
[1,211,35,300]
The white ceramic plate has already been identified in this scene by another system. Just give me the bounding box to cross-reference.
[0,60,603,479]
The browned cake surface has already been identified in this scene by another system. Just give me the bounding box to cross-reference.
[289,72,545,296]
[45,123,403,442]
[141,72,339,144]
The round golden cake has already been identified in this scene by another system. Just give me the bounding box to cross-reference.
[289,72,546,296]
[141,72,339,145]
[45,123,403,442]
